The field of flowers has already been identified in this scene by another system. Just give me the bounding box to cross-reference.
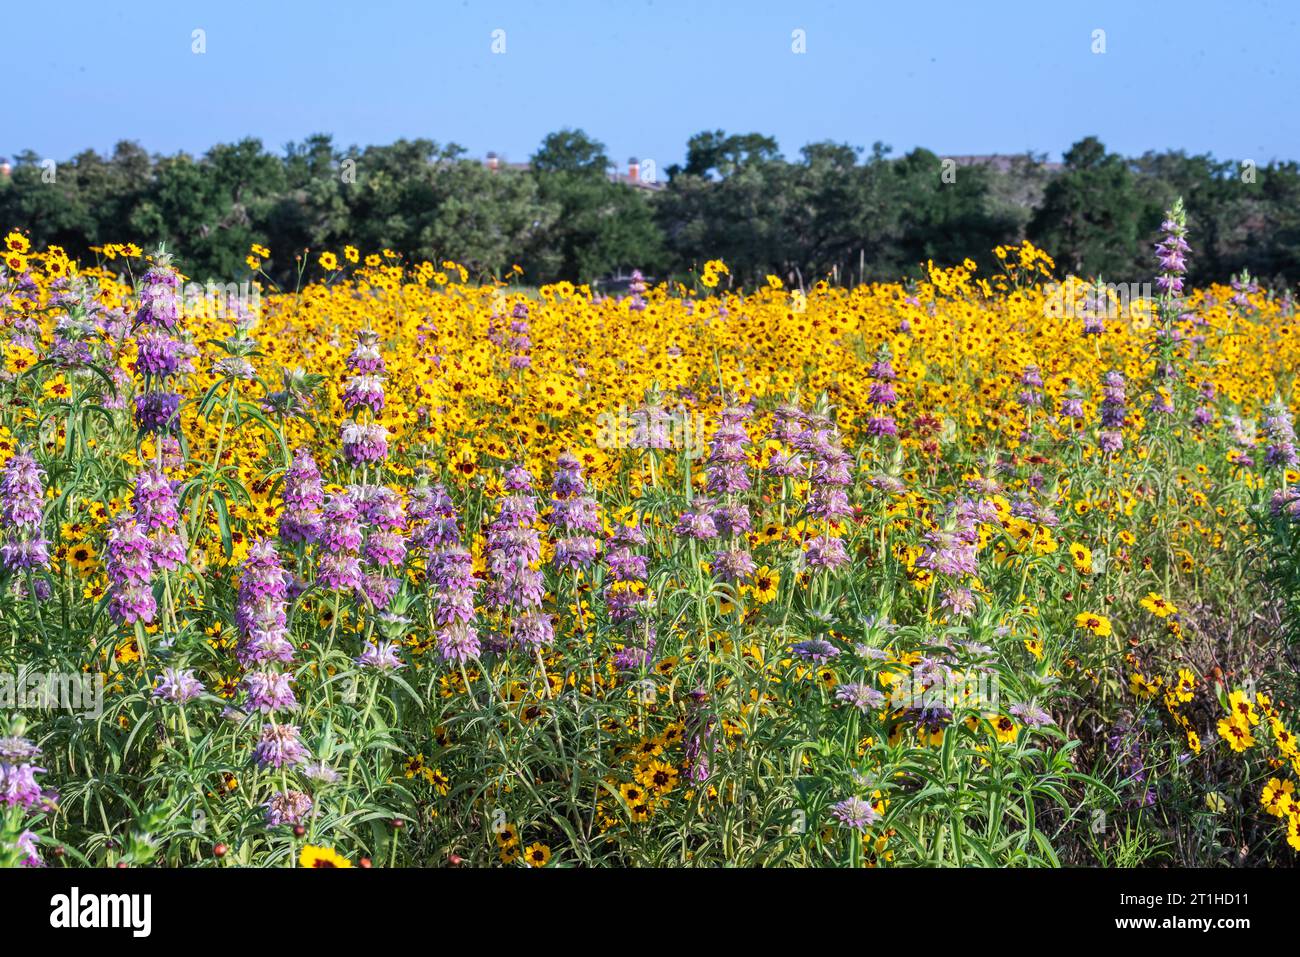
[2,201,1299,868]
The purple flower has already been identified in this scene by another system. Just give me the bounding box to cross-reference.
[835,683,885,714]
[106,518,157,624]
[805,535,849,571]
[432,543,480,664]
[711,501,751,536]
[0,537,50,572]
[917,527,977,578]
[131,467,186,574]
[364,528,407,569]
[706,406,752,495]
[319,492,363,553]
[712,547,755,583]
[674,507,718,541]
[133,468,180,531]
[1009,702,1053,728]
[684,689,717,782]
[280,448,324,545]
[135,261,182,331]
[868,381,897,406]
[153,668,205,704]
[236,539,293,666]
[346,330,386,374]
[0,736,41,763]
[865,415,897,437]
[254,723,308,769]
[356,640,404,671]
[829,796,878,831]
[1099,371,1127,427]
[134,331,183,377]
[342,374,386,414]
[134,390,181,434]
[0,734,46,814]
[265,790,313,827]
[1263,401,1298,469]
[341,422,389,466]
[792,638,841,664]
[408,482,460,551]
[0,759,45,809]
[1154,206,1191,302]
[1,451,46,529]
[302,762,342,784]
[549,452,601,571]
[242,670,298,713]
[807,427,854,524]
[605,520,654,662]
[0,450,50,572]
[512,609,554,651]
[939,586,976,618]
[504,303,532,369]
[14,829,42,867]
[553,535,600,570]
[356,570,400,609]
[317,552,363,592]
[485,466,550,652]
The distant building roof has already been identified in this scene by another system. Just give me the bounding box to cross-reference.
[482,154,664,190]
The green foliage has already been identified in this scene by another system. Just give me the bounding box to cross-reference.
[2,132,1299,289]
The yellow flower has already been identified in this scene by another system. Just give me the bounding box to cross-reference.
[1074,612,1112,637]
[747,566,779,603]
[636,759,680,794]
[1288,816,1300,852]
[1261,778,1294,817]
[1170,668,1196,704]
[67,542,97,574]
[318,251,339,271]
[1129,672,1161,698]
[42,377,73,401]
[299,844,352,868]
[523,842,551,867]
[1217,716,1255,752]
[1228,690,1259,726]
[1139,592,1177,618]
[990,715,1019,744]
[4,343,36,375]
[1068,542,1092,573]
[403,753,426,777]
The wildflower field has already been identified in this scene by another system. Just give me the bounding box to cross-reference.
[2,203,1299,870]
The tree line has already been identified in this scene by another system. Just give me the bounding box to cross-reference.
[3,129,1298,289]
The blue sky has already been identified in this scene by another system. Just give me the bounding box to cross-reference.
[4,0,1297,169]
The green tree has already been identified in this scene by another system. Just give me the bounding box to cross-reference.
[1028,136,1158,278]
[528,129,666,283]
